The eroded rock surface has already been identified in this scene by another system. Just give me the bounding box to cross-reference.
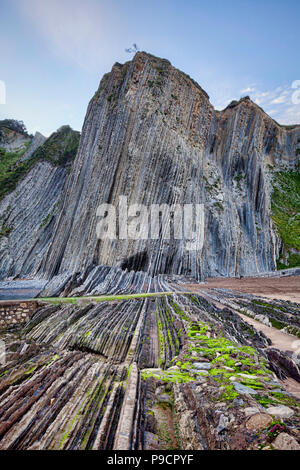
[0,292,299,450]
[1,53,299,292]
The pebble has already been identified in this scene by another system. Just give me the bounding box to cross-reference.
[190,369,209,375]
[216,414,230,434]
[237,373,259,379]
[243,407,261,417]
[233,398,244,407]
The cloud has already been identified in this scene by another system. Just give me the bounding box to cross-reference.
[259,86,300,124]
[240,86,256,94]
[213,81,300,125]
[15,0,114,71]
[271,93,288,105]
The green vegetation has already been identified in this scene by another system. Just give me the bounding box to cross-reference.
[0,119,29,136]
[0,223,13,238]
[39,292,173,305]
[271,171,300,268]
[39,201,61,229]
[256,392,300,408]
[0,146,27,179]
[214,201,224,212]
[234,172,246,190]
[0,126,80,202]
[251,299,287,312]
[142,301,273,396]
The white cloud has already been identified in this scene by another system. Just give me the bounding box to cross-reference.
[213,81,300,125]
[271,93,288,105]
[240,86,255,94]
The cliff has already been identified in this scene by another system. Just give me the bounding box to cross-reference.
[0,52,299,290]
[0,125,80,280]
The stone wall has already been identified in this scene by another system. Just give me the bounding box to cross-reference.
[0,301,39,330]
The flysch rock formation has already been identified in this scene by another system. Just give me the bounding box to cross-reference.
[0,121,31,153]
[0,52,299,296]
[20,132,46,163]
[0,291,299,450]
[0,67,299,450]
[38,52,300,293]
[0,125,80,281]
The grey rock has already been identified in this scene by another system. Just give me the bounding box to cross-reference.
[0,52,299,290]
[193,362,212,370]
[266,405,294,419]
[254,314,272,327]
[216,414,229,433]
[232,382,257,395]
[20,132,46,162]
[243,407,261,417]
[233,398,244,407]
[190,369,209,376]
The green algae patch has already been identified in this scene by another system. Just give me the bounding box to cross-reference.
[256,393,300,408]
[142,301,274,399]
[39,292,173,305]
[141,368,197,384]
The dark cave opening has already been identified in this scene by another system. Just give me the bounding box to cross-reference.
[121,251,149,272]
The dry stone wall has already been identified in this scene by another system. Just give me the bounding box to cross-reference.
[0,301,39,330]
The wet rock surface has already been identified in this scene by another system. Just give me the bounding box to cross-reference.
[0,291,298,450]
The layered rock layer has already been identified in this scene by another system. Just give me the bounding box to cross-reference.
[0,53,299,288]
[39,52,300,285]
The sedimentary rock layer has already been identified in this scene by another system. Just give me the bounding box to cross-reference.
[39,52,300,288]
[0,292,299,450]
[0,126,80,280]
[0,53,299,290]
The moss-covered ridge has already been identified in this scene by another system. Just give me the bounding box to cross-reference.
[271,170,300,268]
[142,300,271,399]
[141,297,300,423]
[0,125,80,201]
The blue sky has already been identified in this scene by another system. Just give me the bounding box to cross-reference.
[0,0,299,136]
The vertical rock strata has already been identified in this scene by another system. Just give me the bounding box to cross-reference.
[0,292,299,450]
[0,52,299,286]
[40,52,299,285]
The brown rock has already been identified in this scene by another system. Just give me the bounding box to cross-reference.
[246,413,273,431]
[273,433,300,450]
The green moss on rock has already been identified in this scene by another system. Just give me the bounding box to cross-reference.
[0,126,80,201]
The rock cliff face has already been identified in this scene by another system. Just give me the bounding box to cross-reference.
[0,120,32,152]
[0,126,80,280]
[40,52,299,285]
[0,52,299,288]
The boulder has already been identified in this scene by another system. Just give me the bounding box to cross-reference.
[232,382,257,395]
[273,433,300,450]
[246,413,273,431]
[266,405,294,419]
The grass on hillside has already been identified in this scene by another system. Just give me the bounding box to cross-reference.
[271,171,300,269]
[0,126,80,202]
